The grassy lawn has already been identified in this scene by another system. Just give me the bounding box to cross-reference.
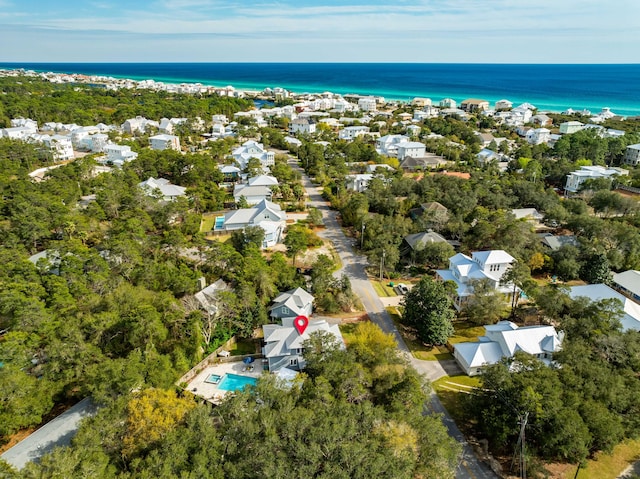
[371,280,397,297]
[386,306,453,360]
[228,339,258,356]
[339,322,358,346]
[566,439,640,479]
[200,213,220,233]
[431,375,479,434]
[449,321,485,345]
[386,308,485,361]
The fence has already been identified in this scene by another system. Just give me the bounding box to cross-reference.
[617,185,640,195]
[176,337,264,386]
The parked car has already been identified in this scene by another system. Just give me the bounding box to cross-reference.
[396,283,409,295]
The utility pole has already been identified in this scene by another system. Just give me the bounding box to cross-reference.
[361,223,366,250]
[519,412,529,479]
[379,249,385,282]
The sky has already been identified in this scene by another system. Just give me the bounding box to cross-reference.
[1,0,639,63]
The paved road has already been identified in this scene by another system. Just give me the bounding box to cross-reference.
[1,398,97,470]
[292,159,498,479]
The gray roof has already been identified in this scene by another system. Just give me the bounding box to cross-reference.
[404,231,449,250]
[539,234,578,251]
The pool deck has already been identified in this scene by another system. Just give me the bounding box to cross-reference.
[186,360,264,404]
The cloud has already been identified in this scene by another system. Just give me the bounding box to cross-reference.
[0,0,638,62]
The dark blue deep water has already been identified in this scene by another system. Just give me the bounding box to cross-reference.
[2,63,639,116]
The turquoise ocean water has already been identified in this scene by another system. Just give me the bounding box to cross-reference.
[1,63,639,116]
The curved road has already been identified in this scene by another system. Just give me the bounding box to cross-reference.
[292,158,498,479]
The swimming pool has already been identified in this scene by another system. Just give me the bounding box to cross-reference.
[214,216,225,230]
[218,373,258,392]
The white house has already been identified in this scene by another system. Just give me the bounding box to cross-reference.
[149,134,180,151]
[376,134,410,156]
[568,284,640,332]
[216,199,286,248]
[43,135,74,161]
[1,127,33,140]
[454,321,563,376]
[526,128,550,145]
[83,133,109,153]
[559,121,584,134]
[122,116,159,135]
[194,279,231,316]
[70,126,100,148]
[232,140,275,170]
[564,165,629,195]
[439,98,457,109]
[105,144,138,166]
[406,124,422,138]
[338,126,370,141]
[396,141,427,160]
[159,117,187,134]
[436,250,517,311]
[358,96,377,112]
[511,208,544,222]
[495,99,513,111]
[289,118,316,136]
[10,118,38,132]
[345,174,374,193]
[624,144,640,166]
[138,177,187,201]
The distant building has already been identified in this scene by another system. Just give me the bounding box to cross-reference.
[345,174,374,192]
[338,126,370,141]
[624,143,640,166]
[232,140,275,170]
[495,99,513,111]
[559,121,584,134]
[138,177,186,201]
[439,98,457,109]
[358,96,377,112]
[289,118,316,136]
[396,141,427,160]
[149,134,180,151]
[105,144,138,166]
[564,165,629,195]
[436,250,517,311]
[461,98,490,112]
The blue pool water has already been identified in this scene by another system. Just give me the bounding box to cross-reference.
[214,216,224,229]
[218,373,258,392]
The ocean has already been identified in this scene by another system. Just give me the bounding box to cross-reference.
[1,63,639,116]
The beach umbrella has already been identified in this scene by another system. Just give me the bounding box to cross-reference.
[243,356,254,364]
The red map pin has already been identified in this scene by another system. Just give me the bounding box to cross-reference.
[294,315,309,335]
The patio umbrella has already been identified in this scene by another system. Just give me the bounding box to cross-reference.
[243,356,254,364]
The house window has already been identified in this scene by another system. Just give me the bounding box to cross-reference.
[282,307,289,315]
[296,348,304,354]
[490,264,500,272]
[289,358,298,366]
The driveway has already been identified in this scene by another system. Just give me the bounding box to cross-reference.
[290,158,498,479]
